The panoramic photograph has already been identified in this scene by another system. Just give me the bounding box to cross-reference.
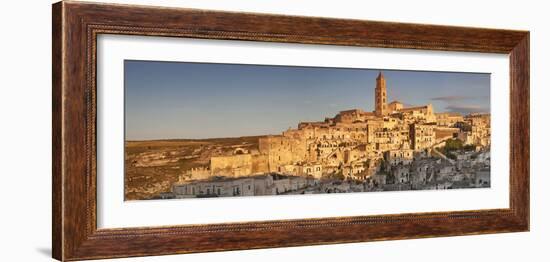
[124,60,491,201]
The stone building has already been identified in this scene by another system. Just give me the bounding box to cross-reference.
[171,174,314,198]
[393,165,411,184]
[409,123,436,150]
[172,176,256,198]
[436,112,464,127]
[399,104,436,123]
[182,166,211,181]
[475,169,491,187]
[388,100,404,112]
[176,71,489,186]
[384,142,414,166]
[300,163,323,178]
[455,113,490,146]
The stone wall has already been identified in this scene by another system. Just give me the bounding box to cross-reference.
[185,166,211,180]
[210,154,253,177]
[259,135,307,172]
[251,154,269,174]
[209,153,270,178]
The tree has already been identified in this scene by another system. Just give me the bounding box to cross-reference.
[444,138,464,151]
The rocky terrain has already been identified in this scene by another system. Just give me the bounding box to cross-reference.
[125,136,262,200]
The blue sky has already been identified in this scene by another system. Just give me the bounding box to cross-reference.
[125,60,490,140]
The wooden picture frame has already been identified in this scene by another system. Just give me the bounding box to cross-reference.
[52,1,529,261]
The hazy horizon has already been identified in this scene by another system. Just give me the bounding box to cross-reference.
[125,60,490,140]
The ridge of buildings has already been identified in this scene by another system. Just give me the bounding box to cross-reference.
[178,72,491,187]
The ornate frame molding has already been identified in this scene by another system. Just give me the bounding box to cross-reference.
[53,1,529,261]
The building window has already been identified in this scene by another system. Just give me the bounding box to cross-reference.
[217,188,221,195]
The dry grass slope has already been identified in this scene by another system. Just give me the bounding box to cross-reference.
[124,136,263,200]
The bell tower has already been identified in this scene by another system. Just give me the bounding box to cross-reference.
[375,71,387,116]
